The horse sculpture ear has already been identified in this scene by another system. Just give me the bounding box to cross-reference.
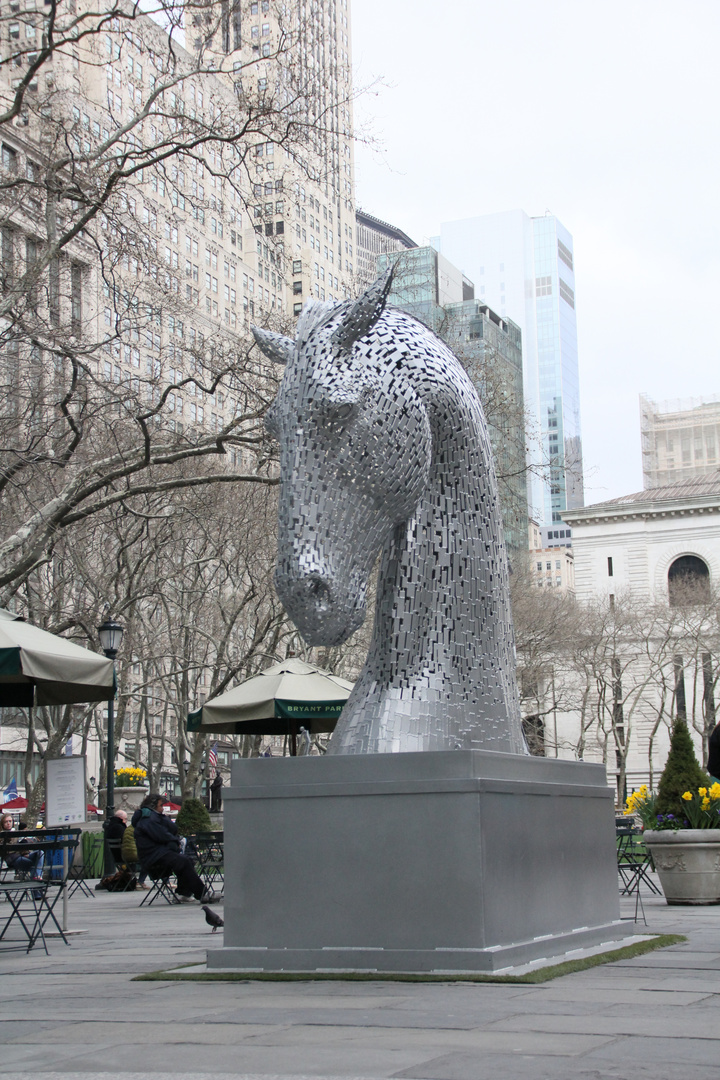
[251,326,295,365]
[331,265,394,353]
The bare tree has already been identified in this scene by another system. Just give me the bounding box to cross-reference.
[9,474,294,815]
[513,569,720,802]
[0,0,353,599]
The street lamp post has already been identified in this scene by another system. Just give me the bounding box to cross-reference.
[97,617,123,872]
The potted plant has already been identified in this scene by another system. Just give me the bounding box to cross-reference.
[626,720,720,905]
[115,767,148,789]
[110,767,149,814]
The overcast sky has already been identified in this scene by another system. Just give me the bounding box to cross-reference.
[350,0,720,504]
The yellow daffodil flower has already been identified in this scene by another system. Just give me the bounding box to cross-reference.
[681,791,693,801]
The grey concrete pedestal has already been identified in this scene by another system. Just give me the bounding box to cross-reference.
[207,750,627,973]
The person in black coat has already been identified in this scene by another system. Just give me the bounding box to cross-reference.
[708,721,720,783]
[131,793,218,903]
[105,810,127,868]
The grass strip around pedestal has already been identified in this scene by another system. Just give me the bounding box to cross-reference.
[134,934,685,985]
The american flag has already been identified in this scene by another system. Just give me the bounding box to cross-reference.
[208,742,218,777]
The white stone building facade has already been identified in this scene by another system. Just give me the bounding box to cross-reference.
[546,473,720,800]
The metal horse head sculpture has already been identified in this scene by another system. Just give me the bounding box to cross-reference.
[253,268,525,755]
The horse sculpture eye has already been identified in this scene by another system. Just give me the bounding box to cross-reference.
[333,402,354,422]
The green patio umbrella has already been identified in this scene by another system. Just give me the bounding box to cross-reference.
[0,608,115,707]
[187,657,353,739]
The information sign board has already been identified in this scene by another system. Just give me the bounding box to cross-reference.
[46,756,86,826]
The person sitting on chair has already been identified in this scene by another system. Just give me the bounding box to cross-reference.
[105,810,127,868]
[121,821,149,890]
[131,794,219,903]
[1,813,44,881]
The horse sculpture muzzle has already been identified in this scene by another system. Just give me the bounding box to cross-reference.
[273,479,383,646]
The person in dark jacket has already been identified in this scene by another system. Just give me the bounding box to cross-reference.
[105,810,127,868]
[708,721,720,783]
[131,793,219,903]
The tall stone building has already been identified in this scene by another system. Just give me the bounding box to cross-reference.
[0,0,358,797]
[0,0,357,356]
[640,394,720,489]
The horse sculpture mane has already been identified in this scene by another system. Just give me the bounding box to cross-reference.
[253,269,525,755]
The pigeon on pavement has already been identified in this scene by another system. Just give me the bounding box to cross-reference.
[202,905,224,932]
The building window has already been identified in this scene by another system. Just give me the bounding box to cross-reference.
[558,239,574,271]
[71,264,82,334]
[522,715,545,756]
[1,227,13,288]
[49,257,60,326]
[668,555,711,607]
[535,276,552,297]
[293,280,302,295]
[293,302,302,316]
[607,556,613,577]
[559,279,575,308]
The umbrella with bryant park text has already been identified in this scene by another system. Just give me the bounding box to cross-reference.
[187,657,353,753]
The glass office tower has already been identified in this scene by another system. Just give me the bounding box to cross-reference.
[377,246,528,555]
[433,211,584,529]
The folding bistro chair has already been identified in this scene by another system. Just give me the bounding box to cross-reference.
[190,831,224,899]
[139,868,180,906]
[617,824,661,924]
[40,831,82,943]
[0,832,79,953]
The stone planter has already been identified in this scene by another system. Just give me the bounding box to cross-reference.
[100,786,149,815]
[643,829,720,905]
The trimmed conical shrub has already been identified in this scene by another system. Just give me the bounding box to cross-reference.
[176,797,212,836]
[656,718,710,819]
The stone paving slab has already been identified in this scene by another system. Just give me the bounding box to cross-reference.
[483,1009,720,1039]
[393,1051,720,1080]
[0,886,719,1079]
[586,1034,720,1067]
[506,985,713,1006]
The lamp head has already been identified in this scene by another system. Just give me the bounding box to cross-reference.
[97,617,124,659]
